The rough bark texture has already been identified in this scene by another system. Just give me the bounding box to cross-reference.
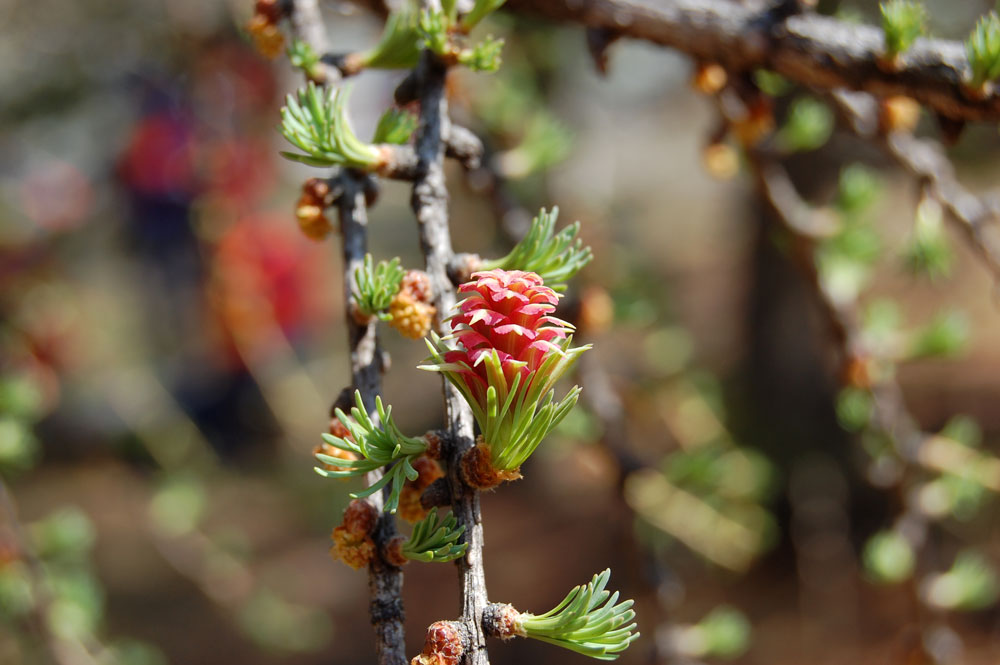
[337,172,407,665]
[409,50,491,665]
[505,0,1000,123]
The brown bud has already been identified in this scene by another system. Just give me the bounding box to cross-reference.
[246,15,285,59]
[384,535,408,567]
[482,603,523,640]
[412,621,463,665]
[302,177,331,204]
[254,0,284,24]
[295,197,333,241]
[691,62,727,96]
[342,499,378,538]
[423,432,443,460]
[460,440,522,490]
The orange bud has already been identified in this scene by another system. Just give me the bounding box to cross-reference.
[702,143,740,180]
[460,439,522,490]
[247,15,285,59]
[691,62,727,96]
[330,526,375,570]
[879,96,921,134]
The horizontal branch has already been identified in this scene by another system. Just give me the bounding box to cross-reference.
[505,0,1000,122]
[376,126,485,180]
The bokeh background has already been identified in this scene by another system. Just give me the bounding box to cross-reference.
[3,0,1000,663]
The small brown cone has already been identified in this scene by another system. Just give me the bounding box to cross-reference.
[342,499,378,539]
[412,621,463,665]
[295,198,333,241]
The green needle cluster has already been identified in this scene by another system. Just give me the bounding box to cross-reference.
[460,0,507,31]
[457,35,504,72]
[353,255,405,320]
[401,509,468,563]
[482,207,593,291]
[360,3,421,70]
[280,83,382,169]
[372,108,418,145]
[518,569,638,661]
[286,39,322,80]
[880,1,927,61]
[417,0,506,71]
[314,391,427,513]
[966,12,1000,89]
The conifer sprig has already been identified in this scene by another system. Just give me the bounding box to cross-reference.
[966,12,1000,90]
[353,255,406,321]
[402,509,468,563]
[314,391,427,513]
[360,3,422,70]
[880,1,927,62]
[482,207,593,292]
[517,569,639,661]
[279,83,382,169]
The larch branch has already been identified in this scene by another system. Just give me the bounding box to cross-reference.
[335,171,407,665]
[505,0,1000,123]
[408,47,491,665]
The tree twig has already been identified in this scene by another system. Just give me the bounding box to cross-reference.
[409,47,491,665]
[287,0,346,84]
[504,0,1000,123]
[335,170,408,665]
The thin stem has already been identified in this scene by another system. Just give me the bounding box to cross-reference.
[409,47,491,664]
[336,171,407,665]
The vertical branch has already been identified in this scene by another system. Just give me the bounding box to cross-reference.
[410,50,491,664]
[283,3,407,661]
[336,171,407,665]
[0,479,96,665]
